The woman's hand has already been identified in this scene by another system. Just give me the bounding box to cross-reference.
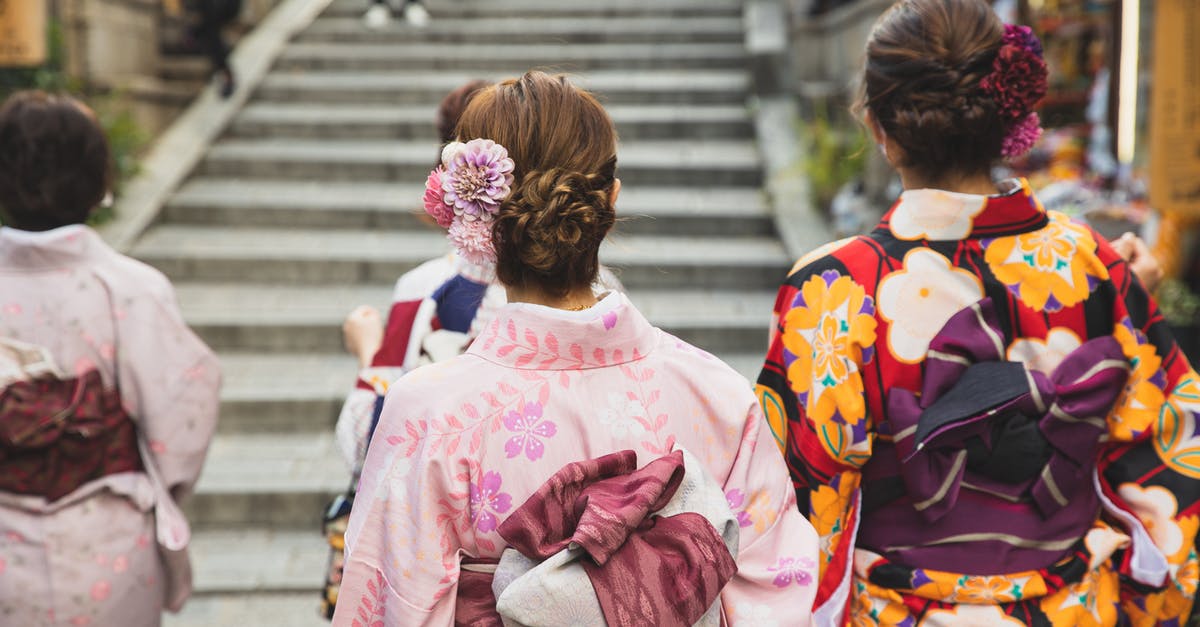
[1112,232,1164,292]
[343,305,384,368]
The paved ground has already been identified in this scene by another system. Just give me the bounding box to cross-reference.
[141,0,794,623]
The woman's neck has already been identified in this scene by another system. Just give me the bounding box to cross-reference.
[898,170,999,196]
[505,284,598,311]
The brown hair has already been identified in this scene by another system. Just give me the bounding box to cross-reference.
[0,91,111,231]
[859,0,1006,182]
[455,71,617,298]
[436,79,491,145]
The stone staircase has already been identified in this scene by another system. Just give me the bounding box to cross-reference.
[148,0,790,623]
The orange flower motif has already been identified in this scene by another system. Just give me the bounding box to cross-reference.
[1155,372,1200,479]
[1109,319,1167,442]
[851,579,913,627]
[958,576,1017,604]
[983,211,1108,312]
[810,471,858,572]
[1038,564,1119,627]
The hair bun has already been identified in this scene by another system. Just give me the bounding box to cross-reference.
[493,168,615,290]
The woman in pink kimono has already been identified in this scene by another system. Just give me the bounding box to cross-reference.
[333,71,820,626]
[0,91,221,626]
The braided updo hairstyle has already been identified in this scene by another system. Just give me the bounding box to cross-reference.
[455,71,617,298]
[860,0,1013,182]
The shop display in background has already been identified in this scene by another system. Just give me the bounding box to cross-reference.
[0,0,47,67]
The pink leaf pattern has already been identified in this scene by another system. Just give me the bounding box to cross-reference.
[351,571,387,627]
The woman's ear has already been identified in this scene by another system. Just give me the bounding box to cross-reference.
[864,110,896,165]
[609,178,621,207]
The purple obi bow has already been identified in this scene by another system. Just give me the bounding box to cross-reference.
[888,299,1130,522]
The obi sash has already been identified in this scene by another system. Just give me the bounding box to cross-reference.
[453,449,739,627]
[0,369,143,502]
[857,299,1130,574]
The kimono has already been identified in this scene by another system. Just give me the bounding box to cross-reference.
[0,225,220,626]
[336,254,506,472]
[333,291,820,626]
[756,178,1200,626]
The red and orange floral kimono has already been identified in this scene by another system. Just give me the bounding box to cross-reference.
[756,179,1200,626]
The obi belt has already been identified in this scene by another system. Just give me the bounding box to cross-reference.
[0,369,143,502]
[858,299,1131,574]
[453,449,740,627]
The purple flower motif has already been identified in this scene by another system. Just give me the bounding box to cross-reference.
[1001,113,1043,158]
[503,401,557,461]
[440,139,515,221]
[725,489,754,528]
[1002,24,1044,57]
[768,556,816,588]
[469,471,513,533]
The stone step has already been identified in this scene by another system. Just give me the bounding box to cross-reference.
[274,42,747,72]
[186,431,349,529]
[132,227,789,290]
[187,529,326,595]
[325,0,742,18]
[230,102,753,140]
[299,16,742,45]
[197,139,763,187]
[163,179,774,237]
[178,284,775,355]
[218,352,355,435]
[166,592,327,627]
[256,70,749,105]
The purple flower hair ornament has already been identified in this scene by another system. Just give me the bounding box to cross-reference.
[982,24,1049,158]
[422,138,516,265]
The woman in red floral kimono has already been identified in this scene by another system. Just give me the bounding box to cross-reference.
[755,1,1200,625]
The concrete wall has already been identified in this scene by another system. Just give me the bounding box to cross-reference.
[788,0,890,98]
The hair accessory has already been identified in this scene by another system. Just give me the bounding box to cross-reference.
[981,24,1048,158]
[423,138,516,265]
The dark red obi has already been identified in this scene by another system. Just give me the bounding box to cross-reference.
[454,450,737,627]
[0,369,143,502]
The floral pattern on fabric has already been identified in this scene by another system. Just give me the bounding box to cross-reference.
[502,401,557,461]
[755,384,789,454]
[1156,371,1200,479]
[1037,564,1119,627]
[469,471,513,534]
[887,189,986,241]
[917,604,1027,626]
[767,556,816,588]
[812,471,857,571]
[781,271,877,467]
[1006,327,1083,374]
[1109,318,1168,442]
[1117,483,1200,564]
[983,211,1108,312]
[877,249,984,364]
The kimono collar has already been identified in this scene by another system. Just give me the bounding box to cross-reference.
[469,291,659,370]
[879,177,1048,241]
[0,224,103,271]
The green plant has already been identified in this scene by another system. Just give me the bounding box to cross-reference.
[1159,278,1200,327]
[0,20,146,227]
[802,99,869,211]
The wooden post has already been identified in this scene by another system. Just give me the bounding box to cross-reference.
[1149,0,1200,275]
[0,0,48,67]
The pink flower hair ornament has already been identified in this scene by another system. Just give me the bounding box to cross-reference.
[982,24,1049,158]
[423,138,516,265]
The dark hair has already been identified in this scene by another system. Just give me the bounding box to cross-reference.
[0,91,111,231]
[455,71,617,298]
[436,79,491,145]
[859,0,1007,182]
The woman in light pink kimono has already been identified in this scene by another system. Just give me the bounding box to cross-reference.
[333,71,819,626]
[0,91,220,626]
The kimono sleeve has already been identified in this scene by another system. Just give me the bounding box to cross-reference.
[107,266,220,499]
[334,382,465,626]
[719,401,819,626]
[754,256,878,626]
[1091,233,1200,596]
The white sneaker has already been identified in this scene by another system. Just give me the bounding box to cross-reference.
[403,3,430,27]
[364,4,391,29]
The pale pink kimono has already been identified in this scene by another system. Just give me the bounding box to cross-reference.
[334,291,819,626]
[0,225,220,626]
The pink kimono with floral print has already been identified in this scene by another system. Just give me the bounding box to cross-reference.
[333,292,819,626]
[0,225,220,627]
